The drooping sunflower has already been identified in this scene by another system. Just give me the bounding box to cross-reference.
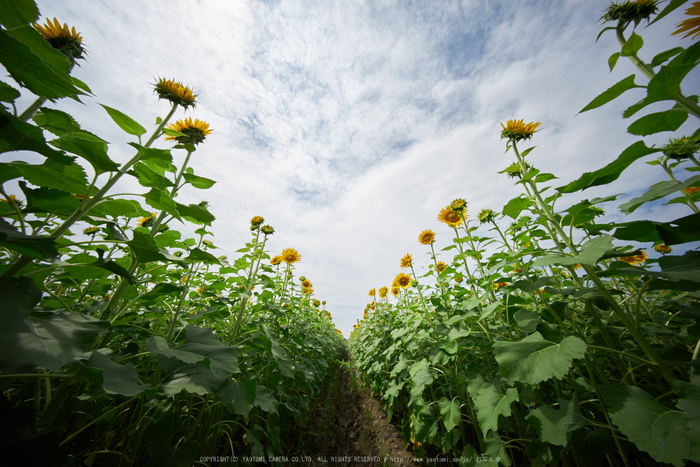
[137,212,158,228]
[620,251,647,266]
[33,17,85,60]
[165,117,212,145]
[437,205,463,227]
[251,215,264,227]
[436,261,447,274]
[368,288,376,297]
[154,77,197,108]
[394,273,412,289]
[672,2,700,39]
[500,119,541,142]
[654,244,672,254]
[271,255,282,265]
[378,286,388,298]
[400,253,412,269]
[281,248,301,264]
[418,229,436,245]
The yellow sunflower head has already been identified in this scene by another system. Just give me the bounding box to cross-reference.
[400,253,412,269]
[378,286,388,298]
[281,248,301,264]
[165,117,212,145]
[368,288,376,297]
[436,261,447,273]
[450,198,467,212]
[137,212,158,228]
[438,205,464,227]
[394,272,411,289]
[251,215,265,227]
[271,255,282,265]
[154,77,197,109]
[500,119,541,143]
[302,279,312,289]
[654,244,672,254]
[391,286,400,297]
[494,281,509,290]
[33,17,85,60]
[620,250,647,266]
[418,229,436,245]
[672,2,700,40]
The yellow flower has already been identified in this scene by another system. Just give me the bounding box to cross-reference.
[455,276,463,283]
[391,286,400,297]
[393,273,411,289]
[33,17,84,60]
[281,248,301,264]
[574,263,582,270]
[620,251,647,266]
[165,117,212,145]
[494,282,509,290]
[400,253,412,269]
[500,119,541,142]
[251,215,264,227]
[686,186,700,194]
[137,212,158,228]
[654,244,672,254]
[83,226,99,235]
[368,288,376,297]
[271,255,282,265]
[302,279,312,289]
[436,261,447,273]
[418,229,436,245]
[378,286,388,298]
[437,205,463,227]
[154,77,197,108]
[672,2,700,39]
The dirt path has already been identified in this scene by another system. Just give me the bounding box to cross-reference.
[285,351,416,466]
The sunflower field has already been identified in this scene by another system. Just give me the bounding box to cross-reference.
[0,1,346,465]
[350,2,700,466]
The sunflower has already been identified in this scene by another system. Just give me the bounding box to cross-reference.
[436,261,447,273]
[33,17,85,60]
[620,251,647,266]
[137,212,158,228]
[654,244,672,254]
[391,286,400,297]
[368,288,376,297]
[686,186,700,194]
[400,253,412,269]
[302,279,312,289]
[394,273,411,289]
[83,226,99,235]
[165,117,212,145]
[602,0,659,26]
[261,225,275,235]
[672,2,700,39]
[378,286,388,298]
[500,119,541,142]
[281,248,301,264]
[251,215,264,227]
[437,205,463,227]
[450,198,467,212]
[154,77,197,108]
[418,229,436,245]
[478,209,496,224]
[494,282,509,290]
[271,255,282,265]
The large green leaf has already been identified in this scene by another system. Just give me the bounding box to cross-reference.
[143,188,182,221]
[51,132,119,174]
[130,162,173,190]
[0,111,71,163]
[88,351,151,397]
[100,104,146,138]
[19,182,81,217]
[526,395,587,446]
[217,375,256,421]
[0,26,81,100]
[0,217,58,259]
[605,383,700,466]
[0,0,39,28]
[128,230,182,263]
[10,158,88,194]
[557,141,660,194]
[182,173,216,189]
[32,107,82,136]
[176,325,239,377]
[620,175,700,213]
[627,110,688,136]
[532,235,613,267]
[494,332,586,385]
[146,336,205,364]
[473,382,519,436]
[646,42,700,103]
[579,75,641,113]
[176,202,215,225]
[437,397,461,432]
[253,386,279,413]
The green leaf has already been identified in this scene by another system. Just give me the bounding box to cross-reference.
[620,175,700,214]
[532,235,613,267]
[128,230,182,263]
[605,383,700,466]
[437,397,461,432]
[254,386,279,413]
[218,376,255,420]
[526,395,587,446]
[182,173,216,189]
[184,248,220,264]
[0,217,58,259]
[494,332,586,385]
[0,0,39,28]
[19,182,81,216]
[652,47,684,68]
[557,141,660,193]
[91,259,136,285]
[627,110,688,136]
[10,159,88,194]
[0,26,80,100]
[130,162,173,190]
[128,143,173,170]
[88,351,151,397]
[176,202,215,225]
[143,188,182,221]
[579,75,640,113]
[650,0,688,25]
[608,52,620,72]
[620,32,643,57]
[177,325,239,377]
[51,132,119,174]
[147,336,205,364]
[100,104,146,137]
[0,111,71,163]
[502,196,532,219]
[646,42,700,103]
[473,383,519,437]
[0,80,20,102]
[90,198,147,218]
[32,107,81,136]
[162,363,225,396]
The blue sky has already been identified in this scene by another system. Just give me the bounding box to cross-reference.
[12,0,700,337]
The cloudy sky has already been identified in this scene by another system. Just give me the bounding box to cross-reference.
[16,0,700,337]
